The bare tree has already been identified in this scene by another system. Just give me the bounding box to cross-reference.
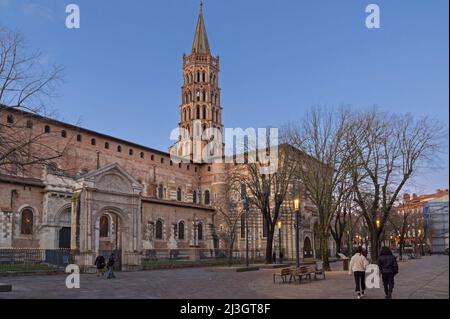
[285,107,352,270]
[329,183,353,257]
[234,145,298,264]
[347,110,444,261]
[212,173,245,266]
[0,26,64,175]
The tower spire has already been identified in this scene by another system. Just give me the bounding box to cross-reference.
[192,0,210,54]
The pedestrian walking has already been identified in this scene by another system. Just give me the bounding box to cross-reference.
[349,246,369,299]
[106,253,116,279]
[378,246,399,299]
[272,252,277,264]
[94,254,106,277]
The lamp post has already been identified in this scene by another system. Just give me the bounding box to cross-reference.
[241,187,250,268]
[243,197,250,268]
[294,198,301,268]
[277,220,282,263]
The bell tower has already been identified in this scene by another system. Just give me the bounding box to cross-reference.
[175,0,223,162]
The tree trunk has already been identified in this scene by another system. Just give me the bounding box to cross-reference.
[399,237,404,261]
[227,240,234,267]
[265,230,274,264]
[370,232,380,263]
[335,238,342,258]
[319,229,330,271]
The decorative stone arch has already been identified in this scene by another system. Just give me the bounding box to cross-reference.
[94,206,129,253]
[53,203,72,226]
[17,205,37,236]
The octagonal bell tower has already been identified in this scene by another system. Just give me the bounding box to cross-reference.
[173,1,224,163]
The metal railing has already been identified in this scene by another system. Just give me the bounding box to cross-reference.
[0,249,72,273]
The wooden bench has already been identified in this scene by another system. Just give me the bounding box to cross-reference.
[291,266,315,283]
[273,267,292,284]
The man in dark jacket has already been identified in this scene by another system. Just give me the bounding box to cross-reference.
[378,247,399,299]
[94,255,106,277]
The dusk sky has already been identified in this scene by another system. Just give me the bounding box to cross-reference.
[0,0,448,194]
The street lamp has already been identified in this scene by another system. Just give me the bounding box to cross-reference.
[242,192,250,268]
[294,198,301,268]
[277,220,282,263]
[376,219,380,229]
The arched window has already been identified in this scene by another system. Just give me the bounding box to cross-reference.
[183,108,186,121]
[196,90,200,102]
[21,209,33,235]
[117,145,122,152]
[155,220,163,239]
[100,216,109,237]
[204,190,210,205]
[177,187,182,201]
[193,191,197,204]
[61,130,67,138]
[197,223,203,240]
[188,108,191,120]
[202,72,206,82]
[77,134,82,142]
[202,90,206,102]
[241,214,246,238]
[91,138,96,146]
[202,106,206,119]
[196,71,200,82]
[44,125,51,133]
[26,120,33,129]
[158,184,164,199]
[6,114,14,124]
[196,106,200,120]
[178,221,185,240]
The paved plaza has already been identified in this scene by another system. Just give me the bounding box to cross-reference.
[0,255,448,299]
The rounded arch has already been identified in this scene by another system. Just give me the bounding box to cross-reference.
[96,206,127,225]
[100,215,110,237]
[20,207,34,235]
[204,190,211,205]
[157,183,165,199]
[155,218,164,240]
[197,222,204,241]
[54,203,72,226]
[177,220,186,240]
[303,236,313,258]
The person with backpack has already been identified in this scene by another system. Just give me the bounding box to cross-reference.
[378,246,399,299]
[349,246,370,299]
[94,254,106,277]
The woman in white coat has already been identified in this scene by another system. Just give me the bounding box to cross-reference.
[349,246,369,298]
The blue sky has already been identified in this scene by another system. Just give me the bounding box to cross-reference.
[0,0,448,193]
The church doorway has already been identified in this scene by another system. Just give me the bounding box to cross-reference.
[57,207,71,249]
[59,227,71,248]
